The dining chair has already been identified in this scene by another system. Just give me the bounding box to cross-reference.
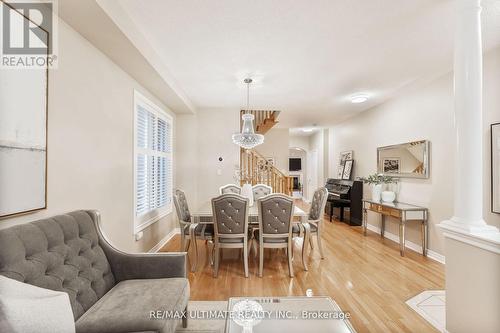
[252,184,272,201]
[254,194,295,277]
[219,184,241,195]
[173,189,214,271]
[293,187,328,259]
[211,194,250,278]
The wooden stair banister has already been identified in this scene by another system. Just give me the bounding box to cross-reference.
[240,110,281,135]
[239,148,293,196]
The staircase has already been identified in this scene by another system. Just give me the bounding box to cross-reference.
[240,110,280,134]
[238,110,292,195]
[412,163,424,174]
[240,149,293,195]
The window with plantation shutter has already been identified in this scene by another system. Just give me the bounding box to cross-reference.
[134,91,173,231]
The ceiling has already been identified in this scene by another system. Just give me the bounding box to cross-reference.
[107,0,500,129]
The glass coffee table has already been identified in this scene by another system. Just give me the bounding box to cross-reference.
[225,296,356,333]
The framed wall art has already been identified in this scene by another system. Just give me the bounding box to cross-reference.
[342,160,354,180]
[383,158,401,174]
[0,4,49,217]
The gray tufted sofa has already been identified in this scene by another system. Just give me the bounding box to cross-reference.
[0,210,189,333]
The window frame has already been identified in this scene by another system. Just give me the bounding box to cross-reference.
[133,90,173,233]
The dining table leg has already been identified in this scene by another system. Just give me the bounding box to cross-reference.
[301,219,310,271]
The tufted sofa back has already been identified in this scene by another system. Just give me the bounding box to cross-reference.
[0,210,115,320]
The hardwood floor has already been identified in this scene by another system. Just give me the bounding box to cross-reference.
[160,200,444,333]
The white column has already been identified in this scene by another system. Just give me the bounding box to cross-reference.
[439,6,500,333]
[440,0,497,234]
[451,0,484,228]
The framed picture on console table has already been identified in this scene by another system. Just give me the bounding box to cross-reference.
[492,123,500,214]
[337,150,353,179]
[336,164,344,179]
[342,160,354,180]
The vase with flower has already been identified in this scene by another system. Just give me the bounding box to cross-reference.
[358,173,398,202]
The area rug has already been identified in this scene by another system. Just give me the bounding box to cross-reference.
[175,301,227,333]
[406,290,445,332]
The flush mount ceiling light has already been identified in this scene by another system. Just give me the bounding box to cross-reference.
[302,128,313,133]
[232,78,264,149]
[350,93,369,104]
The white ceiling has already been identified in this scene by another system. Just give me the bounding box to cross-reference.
[111,0,500,128]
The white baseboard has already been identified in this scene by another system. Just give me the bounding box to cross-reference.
[366,224,445,264]
[427,249,445,264]
[148,227,180,253]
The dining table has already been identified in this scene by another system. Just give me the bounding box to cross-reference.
[189,201,311,273]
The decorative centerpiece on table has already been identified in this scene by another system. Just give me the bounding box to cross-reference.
[358,173,398,202]
[231,299,263,333]
[233,168,254,205]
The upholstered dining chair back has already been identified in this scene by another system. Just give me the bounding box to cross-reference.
[309,187,328,221]
[211,194,249,237]
[257,194,294,237]
[174,189,191,223]
[255,194,295,277]
[219,184,241,195]
[252,184,272,201]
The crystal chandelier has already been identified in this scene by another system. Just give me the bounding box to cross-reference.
[232,78,264,149]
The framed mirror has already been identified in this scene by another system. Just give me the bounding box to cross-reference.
[377,140,430,179]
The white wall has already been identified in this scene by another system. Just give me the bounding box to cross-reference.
[308,129,328,201]
[482,47,500,228]
[445,238,500,333]
[330,46,500,255]
[254,128,289,174]
[327,128,336,177]
[175,114,199,209]
[289,135,310,151]
[196,108,240,205]
[0,19,176,253]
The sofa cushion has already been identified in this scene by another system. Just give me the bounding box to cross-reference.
[0,211,115,319]
[0,275,76,333]
[75,278,189,333]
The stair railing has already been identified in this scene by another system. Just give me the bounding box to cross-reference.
[239,148,293,196]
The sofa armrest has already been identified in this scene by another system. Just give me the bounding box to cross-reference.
[86,210,187,282]
[103,251,187,282]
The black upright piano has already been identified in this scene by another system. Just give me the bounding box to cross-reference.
[324,179,363,226]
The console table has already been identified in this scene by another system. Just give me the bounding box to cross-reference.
[362,200,428,257]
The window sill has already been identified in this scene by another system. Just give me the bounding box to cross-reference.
[134,208,172,234]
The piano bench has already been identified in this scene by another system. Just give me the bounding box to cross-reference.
[328,199,351,222]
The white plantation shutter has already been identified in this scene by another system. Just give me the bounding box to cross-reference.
[134,92,173,229]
